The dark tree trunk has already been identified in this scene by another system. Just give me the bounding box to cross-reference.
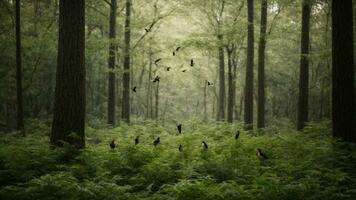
[204,81,207,122]
[226,46,234,123]
[244,0,254,130]
[15,0,24,134]
[154,81,159,119]
[51,0,85,148]
[257,0,267,128]
[122,0,131,123]
[297,0,311,130]
[332,0,355,142]
[217,34,226,121]
[146,51,152,119]
[107,0,117,125]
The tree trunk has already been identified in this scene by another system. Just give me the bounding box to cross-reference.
[122,0,131,123]
[107,0,117,125]
[154,81,159,119]
[297,0,311,130]
[257,0,267,128]
[217,34,226,121]
[51,0,85,148]
[244,0,254,130]
[15,0,24,134]
[332,0,355,142]
[226,47,234,123]
[204,81,207,122]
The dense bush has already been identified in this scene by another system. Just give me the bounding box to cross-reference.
[0,120,355,200]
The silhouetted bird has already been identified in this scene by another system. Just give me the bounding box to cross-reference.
[177,124,182,133]
[154,58,162,65]
[179,144,183,152]
[153,137,160,146]
[153,76,160,82]
[176,47,181,51]
[207,81,213,86]
[182,70,187,72]
[235,131,240,139]
[132,86,137,93]
[202,141,208,150]
[257,148,268,159]
[173,51,176,56]
[166,67,171,71]
[110,139,116,149]
[190,59,194,67]
[135,136,139,145]
[145,28,150,32]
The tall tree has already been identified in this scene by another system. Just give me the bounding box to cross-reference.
[226,44,235,123]
[332,0,355,142]
[297,0,311,130]
[122,0,131,123]
[217,0,226,121]
[15,0,24,134]
[244,0,254,130]
[107,0,117,125]
[51,0,85,148]
[257,0,267,128]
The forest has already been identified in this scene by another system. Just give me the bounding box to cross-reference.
[0,0,356,199]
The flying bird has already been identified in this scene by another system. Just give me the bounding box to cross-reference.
[153,76,160,82]
[166,67,171,71]
[176,47,181,51]
[153,137,160,146]
[177,124,182,134]
[135,136,139,145]
[257,148,268,159]
[235,131,240,139]
[145,28,150,32]
[202,141,208,150]
[182,70,187,72]
[207,81,213,86]
[110,139,116,149]
[190,59,194,67]
[132,86,137,93]
[179,144,183,152]
[173,51,176,56]
[154,58,162,65]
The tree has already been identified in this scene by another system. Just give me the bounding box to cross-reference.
[257,0,267,128]
[51,0,85,148]
[332,0,355,142]
[297,0,311,130]
[15,0,24,134]
[122,0,131,123]
[107,0,117,125]
[217,0,226,121]
[244,0,254,130]
[226,44,236,123]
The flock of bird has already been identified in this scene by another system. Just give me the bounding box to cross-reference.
[109,124,269,160]
[131,45,214,94]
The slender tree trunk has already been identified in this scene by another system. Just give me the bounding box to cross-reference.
[154,81,159,119]
[332,0,355,142]
[244,0,254,130]
[204,81,207,122]
[122,0,131,123]
[227,47,234,123]
[297,0,311,130]
[218,34,226,121]
[51,0,85,148]
[107,0,117,125]
[146,50,153,119]
[257,0,267,128]
[15,0,24,134]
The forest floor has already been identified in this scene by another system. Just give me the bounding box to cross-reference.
[0,119,356,200]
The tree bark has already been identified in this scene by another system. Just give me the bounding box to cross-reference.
[226,46,234,123]
[332,0,355,142]
[297,0,311,130]
[204,80,207,122]
[217,34,226,121]
[154,81,159,119]
[51,0,85,148]
[122,0,131,123]
[15,0,24,134]
[107,0,117,125]
[244,0,254,130]
[257,0,267,128]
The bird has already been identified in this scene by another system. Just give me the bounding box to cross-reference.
[202,141,208,150]
[154,58,162,65]
[207,81,213,86]
[110,139,116,149]
[166,67,171,71]
[176,47,181,52]
[132,86,137,93]
[173,51,176,56]
[152,75,160,82]
[153,137,160,146]
[177,124,182,134]
[178,144,183,152]
[190,59,194,67]
[135,136,139,145]
[145,28,150,32]
[235,131,240,139]
[257,148,268,159]
[182,70,187,72]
